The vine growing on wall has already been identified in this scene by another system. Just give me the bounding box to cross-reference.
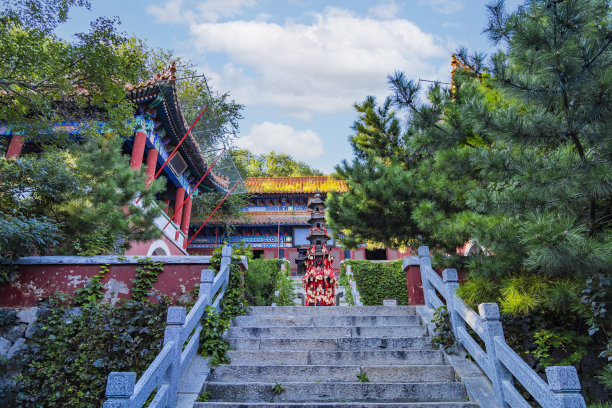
[74,264,110,307]
[131,257,164,302]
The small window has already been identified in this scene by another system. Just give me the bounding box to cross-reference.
[316,223,320,228]
[252,250,264,259]
[365,248,387,260]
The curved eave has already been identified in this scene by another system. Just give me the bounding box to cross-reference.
[126,82,224,193]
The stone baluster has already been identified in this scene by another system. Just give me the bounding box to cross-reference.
[220,246,233,286]
[103,372,136,408]
[200,269,214,302]
[479,303,512,408]
[164,306,186,408]
[417,246,433,309]
[545,366,587,408]
[442,269,464,340]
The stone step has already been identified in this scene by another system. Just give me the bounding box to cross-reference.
[228,337,433,351]
[210,365,456,383]
[225,350,444,366]
[247,306,416,317]
[195,403,478,408]
[204,381,468,403]
[228,325,427,339]
[232,315,420,327]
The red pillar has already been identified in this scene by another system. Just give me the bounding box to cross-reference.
[173,187,185,240]
[130,130,147,170]
[144,148,158,186]
[406,264,425,305]
[162,198,170,215]
[181,197,192,248]
[6,135,24,159]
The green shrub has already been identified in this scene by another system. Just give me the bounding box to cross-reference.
[13,296,173,407]
[340,260,408,306]
[245,258,292,306]
[273,259,294,306]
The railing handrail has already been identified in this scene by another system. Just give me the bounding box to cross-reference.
[409,245,587,408]
[104,245,240,408]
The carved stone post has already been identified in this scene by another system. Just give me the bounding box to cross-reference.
[545,366,587,407]
[479,303,512,408]
[220,246,233,287]
[199,269,214,302]
[442,269,463,340]
[103,372,136,407]
[164,306,186,408]
[417,246,433,309]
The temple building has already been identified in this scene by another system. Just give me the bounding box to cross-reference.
[187,176,413,274]
[1,63,234,257]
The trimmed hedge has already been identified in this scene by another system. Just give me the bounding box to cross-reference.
[340,260,408,306]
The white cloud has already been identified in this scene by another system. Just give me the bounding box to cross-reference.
[147,0,257,23]
[147,0,189,23]
[190,7,449,119]
[235,122,324,161]
[368,0,401,20]
[419,0,464,15]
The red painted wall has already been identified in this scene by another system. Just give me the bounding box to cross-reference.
[0,261,211,307]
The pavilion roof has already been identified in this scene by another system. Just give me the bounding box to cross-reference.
[246,176,348,194]
[125,63,231,192]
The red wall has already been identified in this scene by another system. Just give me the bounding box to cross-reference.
[0,260,211,307]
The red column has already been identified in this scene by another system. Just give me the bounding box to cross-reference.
[181,197,193,248]
[406,264,425,305]
[144,148,158,186]
[173,187,185,240]
[162,198,170,215]
[130,130,147,170]
[6,135,24,159]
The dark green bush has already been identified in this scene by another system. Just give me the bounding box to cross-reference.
[340,260,408,306]
[245,258,291,306]
[12,296,175,407]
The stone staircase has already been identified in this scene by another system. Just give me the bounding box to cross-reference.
[194,306,478,407]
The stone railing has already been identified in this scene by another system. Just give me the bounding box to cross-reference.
[103,246,246,408]
[407,246,586,408]
[344,264,363,306]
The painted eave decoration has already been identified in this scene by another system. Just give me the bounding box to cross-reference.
[246,176,348,194]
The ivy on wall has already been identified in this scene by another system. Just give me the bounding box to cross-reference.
[340,260,408,306]
[11,296,177,407]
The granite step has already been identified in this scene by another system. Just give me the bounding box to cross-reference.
[204,381,469,403]
[228,325,427,339]
[209,365,456,383]
[195,403,478,408]
[232,315,420,327]
[225,350,444,366]
[247,306,416,317]
[227,337,433,351]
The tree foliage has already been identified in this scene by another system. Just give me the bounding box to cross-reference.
[146,48,244,151]
[328,0,612,395]
[231,149,323,178]
[0,0,165,259]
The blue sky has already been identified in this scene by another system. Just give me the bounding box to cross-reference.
[59,0,522,173]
